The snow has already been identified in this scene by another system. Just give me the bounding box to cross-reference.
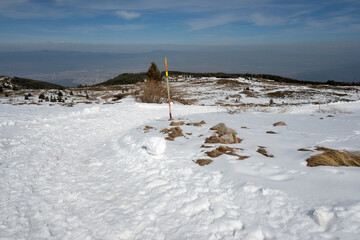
[1,95,360,239]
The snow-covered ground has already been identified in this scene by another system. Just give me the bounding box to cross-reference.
[1,95,360,239]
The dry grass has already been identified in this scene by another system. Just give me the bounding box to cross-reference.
[194,159,213,166]
[306,147,360,167]
[273,121,287,127]
[257,147,274,158]
[161,127,184,141]
[318,106,353,115]
[241,90,258,98]
[186,120,206,127]
[205,146,249,160]
[298,148,313,152]
[266,131,277,134]
[170,121,185,126]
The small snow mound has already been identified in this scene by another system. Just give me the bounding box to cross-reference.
[310,207,336,232]
[141,137,166,156]
[0,120,15,127]
[82,106,100,115]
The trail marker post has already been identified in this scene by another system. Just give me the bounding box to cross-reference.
[165,57,173,120]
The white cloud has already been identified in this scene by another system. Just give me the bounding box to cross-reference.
[188,14,239,31]
[250,13,286,26]
[115,10,141,20]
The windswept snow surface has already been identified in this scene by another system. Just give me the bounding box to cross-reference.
[1,98,360,239]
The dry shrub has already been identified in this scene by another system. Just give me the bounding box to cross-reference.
[306,147,360,167]
[136,80,168,103]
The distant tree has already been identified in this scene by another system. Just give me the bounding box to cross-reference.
[58,91,63,97]
[0,86,3,93]
[146,62,162,82]
[39,92,45,100]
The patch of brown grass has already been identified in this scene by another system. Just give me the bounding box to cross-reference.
[306,147,360,167]
[273,121,287,127]
[172,97,196,105]
[206,146,234,157]
[298,148,313,152]
[257,147,274,158]
[201,145,213,148]
[266,131,277,134]
[170,121,185,126]
[194,159,213,166]
[143,125,154,133]
[161,127,184,141]
[186,120,206,126]
[205,146,249,160]
[241,90,258,98]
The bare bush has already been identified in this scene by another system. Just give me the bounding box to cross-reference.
[136,80,168,103]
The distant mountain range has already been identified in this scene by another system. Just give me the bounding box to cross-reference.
[1,49,359,86]
[2,71,359,91]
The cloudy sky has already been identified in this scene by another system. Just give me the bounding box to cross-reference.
[1,0,359,46]
[1,0,360,83]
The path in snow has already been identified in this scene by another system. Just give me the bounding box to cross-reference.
[1,101,360,239]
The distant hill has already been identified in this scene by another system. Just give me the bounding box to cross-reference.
[96,71,360,87]
[94,73,147,86]
[11,77,65,89]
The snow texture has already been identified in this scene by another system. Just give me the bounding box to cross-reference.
[1,98,360,239]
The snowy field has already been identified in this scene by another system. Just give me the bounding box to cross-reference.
[1,75,360,239]
[1,94,360,239]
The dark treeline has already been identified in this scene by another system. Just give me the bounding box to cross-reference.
[166,71,360,87]
[94,73,147,86]
[97,71,360,87]
[11,77,65,89]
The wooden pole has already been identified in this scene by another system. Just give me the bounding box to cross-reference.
[165,57,173,120]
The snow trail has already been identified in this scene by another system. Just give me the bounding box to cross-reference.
[1,101,360,239]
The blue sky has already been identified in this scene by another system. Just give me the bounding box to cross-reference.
[1,0,360,47]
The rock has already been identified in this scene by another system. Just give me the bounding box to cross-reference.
[208,123,241,144]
